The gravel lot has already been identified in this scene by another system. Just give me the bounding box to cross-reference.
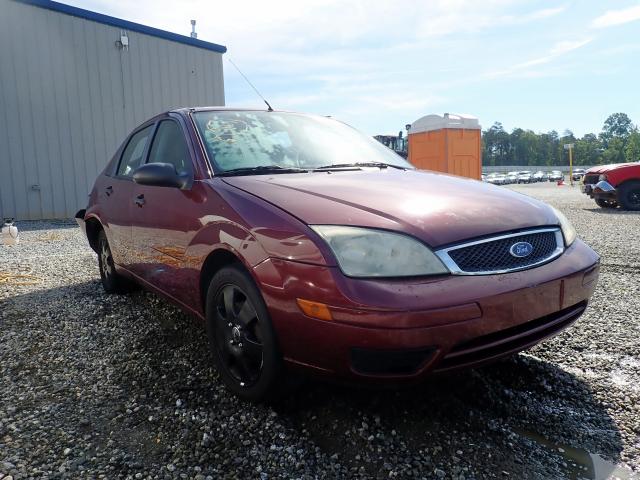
[1,182,639,480]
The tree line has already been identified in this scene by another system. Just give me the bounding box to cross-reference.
[482,112,640,167]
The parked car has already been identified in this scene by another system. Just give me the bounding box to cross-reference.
[486,173,506,185]
[76,108,600,401]
[517,171,533,184]
[533,171,547,182]
[548,170,564,182]
[582,162,640,210]
[506,171,519,184]
[571,168,586,181]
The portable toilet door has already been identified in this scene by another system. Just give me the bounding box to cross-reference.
[407,113,482,180]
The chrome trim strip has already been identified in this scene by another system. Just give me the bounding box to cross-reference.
[435,227,564,276]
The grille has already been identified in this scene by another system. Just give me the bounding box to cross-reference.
[583,174,599,185]
[445,230,559,273]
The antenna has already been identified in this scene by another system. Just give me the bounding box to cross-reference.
[190,20,197,38]
[227,58,273,111]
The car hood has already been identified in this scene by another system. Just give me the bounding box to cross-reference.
[223,169,559,247]
[587,163,639,174]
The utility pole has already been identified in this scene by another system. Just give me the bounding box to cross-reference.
[564,143,574,186]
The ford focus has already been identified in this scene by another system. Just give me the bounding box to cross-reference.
[76,108,600,401]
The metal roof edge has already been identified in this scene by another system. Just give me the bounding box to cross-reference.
[14,0,227,54]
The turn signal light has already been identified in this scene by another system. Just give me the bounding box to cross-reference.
[296,298,333,321]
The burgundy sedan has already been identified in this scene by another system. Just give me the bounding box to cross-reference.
[76,108,600,401]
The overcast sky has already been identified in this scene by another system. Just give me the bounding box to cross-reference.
[68,0,640,137]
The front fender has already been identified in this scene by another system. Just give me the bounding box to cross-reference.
[190,179,330,266]
[187,220,269,269]
[605,166,640,187]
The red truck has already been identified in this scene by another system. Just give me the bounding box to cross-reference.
[582,162,640,210]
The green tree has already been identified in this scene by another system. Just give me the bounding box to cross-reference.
[546,130,561,165]
[625,130,640,162]
[536,132,558,166]
[558,131,576,166]
[602,137,626,164]
[482,122,511,166]
[602,113,633,144]
[575,133,602,166]
[479,113,634,167]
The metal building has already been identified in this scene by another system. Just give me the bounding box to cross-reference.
[0,0,226,220]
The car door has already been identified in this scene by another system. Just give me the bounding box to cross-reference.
[128,117,201,299]
[101,124,154,268]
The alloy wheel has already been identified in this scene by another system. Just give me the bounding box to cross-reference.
[100,241,113,277]
[214,284,264,387]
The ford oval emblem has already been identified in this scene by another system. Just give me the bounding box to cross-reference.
[509,241,534,258]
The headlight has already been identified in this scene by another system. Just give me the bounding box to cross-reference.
[311,225,449,277]
[550,206,577,246]
[599,174,607,182]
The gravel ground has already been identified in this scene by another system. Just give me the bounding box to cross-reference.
[1,182,639,480]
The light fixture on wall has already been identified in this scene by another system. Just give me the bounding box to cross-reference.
[115,31,129,50]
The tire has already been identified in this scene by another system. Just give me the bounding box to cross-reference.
[618,181,640,211]
[205,264,284,402]
[595,198,617,209]
[97,230,133,294]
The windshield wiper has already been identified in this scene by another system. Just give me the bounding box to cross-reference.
[217,165,308,177]
[313,162,407,171]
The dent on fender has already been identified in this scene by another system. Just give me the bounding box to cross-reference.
[187,218,268,268]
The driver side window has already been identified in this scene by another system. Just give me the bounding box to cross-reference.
[147,120,193,175]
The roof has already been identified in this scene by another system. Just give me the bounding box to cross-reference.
[15,0,227,54]
[410,113,480,134]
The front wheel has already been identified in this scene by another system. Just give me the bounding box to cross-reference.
[618,181,640,211]
[205,265,284,402]
[595,198,617,209]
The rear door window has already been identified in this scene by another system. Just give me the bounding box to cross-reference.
[147,120,193,175]
[117,125,154,177]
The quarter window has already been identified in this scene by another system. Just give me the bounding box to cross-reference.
[117,125,153,177]
[147,120,193,175]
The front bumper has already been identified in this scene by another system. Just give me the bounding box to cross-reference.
[253,239,600,383]
[582,181,616,200]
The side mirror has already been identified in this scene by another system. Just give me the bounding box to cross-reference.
[132,163,191,189]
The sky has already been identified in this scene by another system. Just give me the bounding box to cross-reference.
[67,0,640,137]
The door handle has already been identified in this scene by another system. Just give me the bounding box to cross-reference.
[105,186,113,196]
[134,194,145,207]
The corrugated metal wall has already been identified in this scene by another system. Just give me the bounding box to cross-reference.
[0,0,225,220]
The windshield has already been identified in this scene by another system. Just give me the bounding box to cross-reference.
[192,111,413,173]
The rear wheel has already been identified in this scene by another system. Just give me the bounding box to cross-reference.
[618,181,640,211]
[205,265,284,402]
[97,230,133,293]
[595,198,617,209]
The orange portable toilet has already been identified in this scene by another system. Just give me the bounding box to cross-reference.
[408,113,482,180]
